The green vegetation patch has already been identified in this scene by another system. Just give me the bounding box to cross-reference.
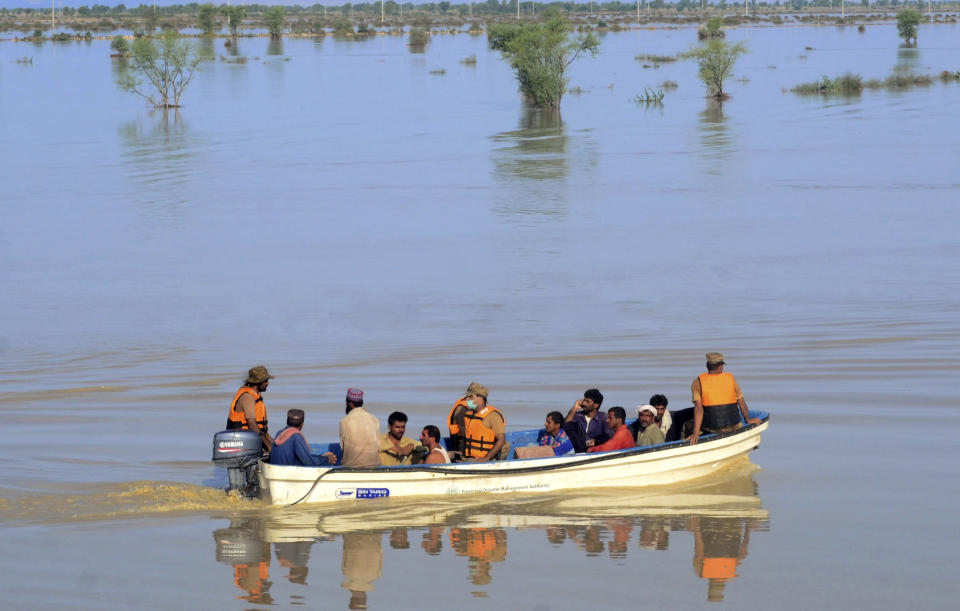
[791,73,864,96]
[793,67,940,97]
[633,88,665,104]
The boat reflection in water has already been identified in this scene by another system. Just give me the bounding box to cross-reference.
[212,459,768,606]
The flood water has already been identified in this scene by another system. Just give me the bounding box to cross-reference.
[2,20,960,608]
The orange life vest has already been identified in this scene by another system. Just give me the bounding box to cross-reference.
[463,405,504,459]
[448,398,468,436]
[450,528,499,560]
[233,561,270,596]
[698,373,740,429]
[701,557,737,580]
[226,386,268,432]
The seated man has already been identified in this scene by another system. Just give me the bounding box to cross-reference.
[379,411,417,466]
[563,388,612,453]
[538,411,574,456]
[587,406,635,453]
[269,409,338,467]
[650,394,673,439]
[447,382,484,458]
[420,425,450,464]
[635,404,666,447]
[340,387,380,467]
[460,383,510,462]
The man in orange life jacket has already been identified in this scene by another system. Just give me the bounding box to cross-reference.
[450,382,509,462]
[687,353,761,445]
[226,365,274,453]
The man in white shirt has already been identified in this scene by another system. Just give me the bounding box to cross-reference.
[420,425,450,464]
[339,388,380,467]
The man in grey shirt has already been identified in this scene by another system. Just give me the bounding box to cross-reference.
[339,388,380,467]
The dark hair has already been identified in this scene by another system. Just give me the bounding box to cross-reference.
[286,409,305,428]
[608,406,626,422]
[706,362,722,372]
[346,398,364,408]
[546,411,564,426]
[423,425,441,443]
[388,411,408,426]
[649,394,668,408]
[584,388,603,406]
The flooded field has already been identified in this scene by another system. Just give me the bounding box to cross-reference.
[2,20,959,609]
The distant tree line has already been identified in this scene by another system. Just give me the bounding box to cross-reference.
[3,0,958,19]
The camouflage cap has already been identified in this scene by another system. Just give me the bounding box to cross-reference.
[245,365,274,384]
[705,352,725,366]
[464,382,489,399]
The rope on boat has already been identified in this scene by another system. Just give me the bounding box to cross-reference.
[285,416,768,506]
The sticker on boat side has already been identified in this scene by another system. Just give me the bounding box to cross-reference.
[336,488,390,499]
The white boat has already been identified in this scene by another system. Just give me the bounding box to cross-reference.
[256,411,769,506]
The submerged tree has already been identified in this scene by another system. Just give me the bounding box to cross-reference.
[197,3,218,35]
[408,27,429,49]
[897,9,921,47]
[118,30,202,108]
[488,11,600,110]
[265,6,286,40]
[110,34,130,57]
[697,16,725,40]
[222,5,247,38]
[681,39,748,100]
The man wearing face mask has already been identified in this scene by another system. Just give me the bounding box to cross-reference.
[455,382,508,462]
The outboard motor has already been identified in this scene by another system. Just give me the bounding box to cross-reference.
[212,430,262,497]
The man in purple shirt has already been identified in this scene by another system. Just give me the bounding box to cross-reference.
[269,409,338,467]
[563,388,613,453]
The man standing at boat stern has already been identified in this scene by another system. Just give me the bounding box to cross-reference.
[686,353,761,445]
[339,388,380,467]
[226,365,274,453]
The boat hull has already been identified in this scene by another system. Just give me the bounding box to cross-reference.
[259,416,768,506]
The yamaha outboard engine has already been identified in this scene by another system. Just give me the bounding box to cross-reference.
[212,430,262,498]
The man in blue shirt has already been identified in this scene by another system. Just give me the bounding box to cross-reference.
[538,411,574,456]
[269,409,338,467]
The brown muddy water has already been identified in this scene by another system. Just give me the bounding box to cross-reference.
[2,22,960,609]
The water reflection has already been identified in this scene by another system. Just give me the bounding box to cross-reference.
[491,107,569,181]
[698,100,735,175]
[267,39,285,56]
[196,37,217,62]
[223,38,241,57]
[117,111,202,217]
[895,45,922,74]
[450,527,507,588]
[211,465,768,607]
[109,56,129,85]
[213,518,276,604]
[341,532,383,609]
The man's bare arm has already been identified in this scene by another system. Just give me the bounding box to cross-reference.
[739,398,761,425]
[689,400,703,445]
